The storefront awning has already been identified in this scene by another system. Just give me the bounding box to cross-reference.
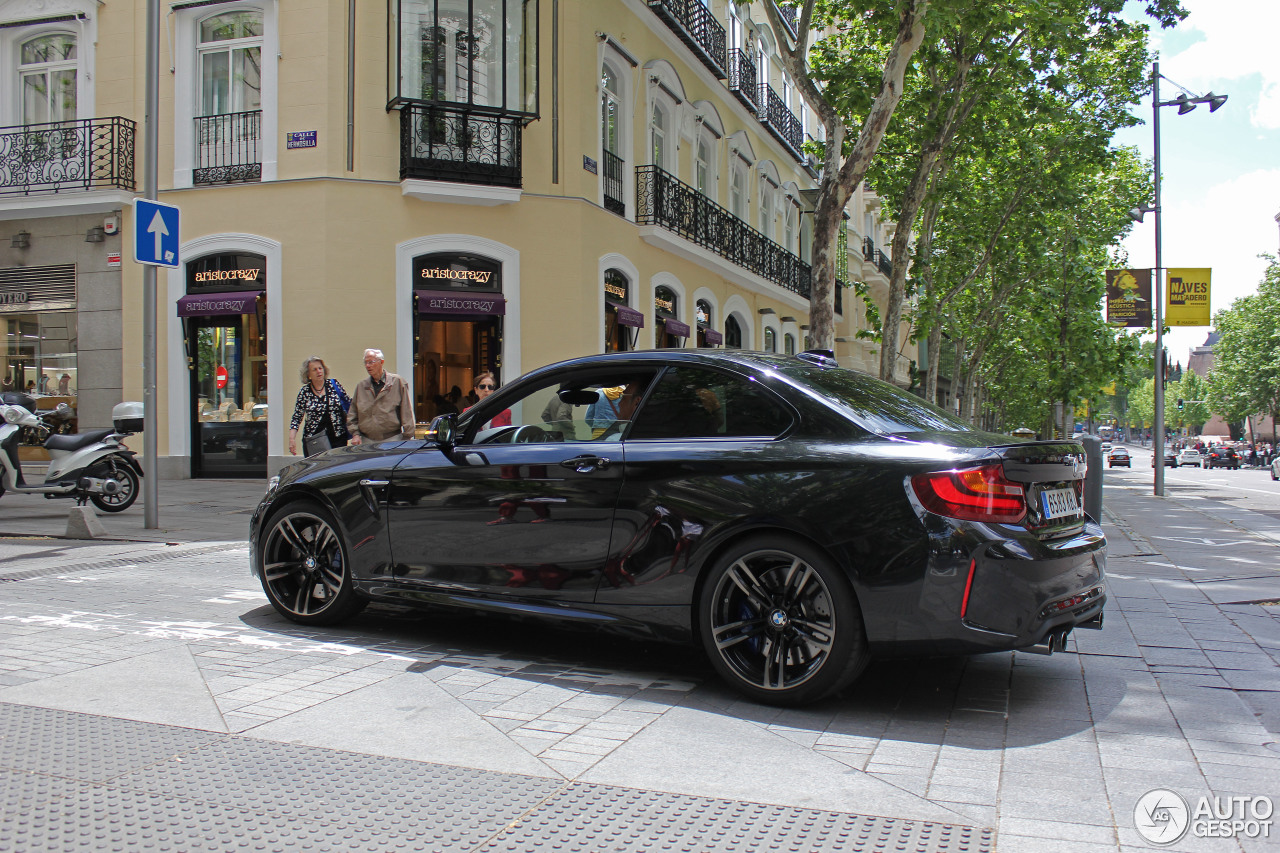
[703,328,723,345]
[416,289,506,317]
[662,318,691,338]
[613,304,644,328]
[176,291,261,317]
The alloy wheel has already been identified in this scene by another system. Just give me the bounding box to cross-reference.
[261,509,349,619]
[708,548,838,693]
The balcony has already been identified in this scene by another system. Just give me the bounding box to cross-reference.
[399,102,522,189]
[876,249,892,277]
[638,165,845,301]
[194,110,262,185]
[0,117,134,197]
[647,0,726,78]
[602,150,625,216]
[777,4,799,37]
[863,236,875,261]
[757,84,804,161]
[727,49,759,113]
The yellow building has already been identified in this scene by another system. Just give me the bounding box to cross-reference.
[2,0,906,478]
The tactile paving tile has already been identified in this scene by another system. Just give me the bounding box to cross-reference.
[480,782,995,853]
[110,736,564,842]
[0,703,223,782]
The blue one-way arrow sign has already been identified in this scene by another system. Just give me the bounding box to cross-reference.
[133,198,180,268]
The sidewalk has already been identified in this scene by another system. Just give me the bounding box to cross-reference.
[0,473,1276,852]
[0,476,266,543]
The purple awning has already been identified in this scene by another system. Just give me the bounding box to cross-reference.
[663,318,691,338]
[416,289,506,316]
[703,329,723,345]
[177,291,260,317]
[614,304,644,328]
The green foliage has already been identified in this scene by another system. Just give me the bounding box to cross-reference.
[1207,256,1280,426]
[1169,370,1211,431]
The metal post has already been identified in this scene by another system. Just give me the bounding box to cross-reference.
[1152,61,1165,498]
[142,0,160,528]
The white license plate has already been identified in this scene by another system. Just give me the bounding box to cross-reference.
[1040,487,1082,520]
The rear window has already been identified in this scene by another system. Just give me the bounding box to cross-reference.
[784,366,970,434]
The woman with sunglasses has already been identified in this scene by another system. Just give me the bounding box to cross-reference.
[465,372,511,430]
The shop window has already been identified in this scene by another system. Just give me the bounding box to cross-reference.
[604,268,633,353]
[763,327,776,352]
[696,298,714,347]
[655,284,682,348]
[784,333,796,355]
[1,312,78,433]
[725,314,742,349]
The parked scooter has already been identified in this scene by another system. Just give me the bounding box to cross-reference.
[0,393,144,513]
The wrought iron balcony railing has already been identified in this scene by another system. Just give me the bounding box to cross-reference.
[194,110,262,185]
[0,116,134,196]
[876,249,892,277]
[399,102,522,187]
[647,0,726,78]
[863,236,875,261]
[638,165,845,302]
[777,4,799,36]
[758,84,804,161]
[602,150,625,216]
[727,49,758,113]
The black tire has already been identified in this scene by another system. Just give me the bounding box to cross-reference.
[258,500,367,626]
[88,460,139,513]
[698,535,868,706]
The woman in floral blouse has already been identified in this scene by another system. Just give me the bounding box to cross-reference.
[288,356,351,456]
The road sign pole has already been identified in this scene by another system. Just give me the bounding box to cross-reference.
[143,0,160,528]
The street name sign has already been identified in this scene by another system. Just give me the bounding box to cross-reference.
[133,198,180,268]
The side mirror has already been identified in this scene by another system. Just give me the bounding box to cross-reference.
[426,413,456,447]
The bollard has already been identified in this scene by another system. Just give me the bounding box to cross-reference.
[1079,435,1103,522]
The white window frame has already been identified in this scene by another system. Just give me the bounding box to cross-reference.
[650,98,672,172]
[598,46,633,216]
[173,1,278,188]
[729,156,747,220]
[0,5,98,126]
[758,176,775,239]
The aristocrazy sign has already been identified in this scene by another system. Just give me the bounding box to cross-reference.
[1166,268,1211,326]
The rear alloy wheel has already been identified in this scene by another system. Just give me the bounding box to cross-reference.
[259,501,366,626]
[88,461,139,513]
[699,536,867,706]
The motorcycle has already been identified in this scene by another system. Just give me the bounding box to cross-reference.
[0,393,144,513]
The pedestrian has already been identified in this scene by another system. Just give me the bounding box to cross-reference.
[464,372,511,430]
[288,356,351,456]
[346,348,415,445]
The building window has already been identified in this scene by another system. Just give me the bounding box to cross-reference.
[783,201,796,253]
[725,315,742,349]
[651,101,669,171]
[198,13,262,117]
[758,178,775,239]
[729,160,747,219]
[696,298,715,347]
[601,61,625,216]
[763,327,776,352]
[389,0,538,114]
[655,284,681,348]
[784,333,796,355]
[20,34,77,125]
[695,137,711,195]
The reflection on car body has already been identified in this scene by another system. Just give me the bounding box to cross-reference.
[250,350,1106,706]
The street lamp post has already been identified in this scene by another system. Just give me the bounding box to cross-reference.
[1146,61,1226,497]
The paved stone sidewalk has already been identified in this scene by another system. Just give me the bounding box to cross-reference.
[0,475,1275,851]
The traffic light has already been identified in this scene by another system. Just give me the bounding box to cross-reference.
[1178,399,1184,410]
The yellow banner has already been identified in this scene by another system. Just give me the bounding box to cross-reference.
[1166,268,1211,326]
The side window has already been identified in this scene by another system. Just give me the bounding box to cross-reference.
[629,367,793,440]
[465,371,656,445]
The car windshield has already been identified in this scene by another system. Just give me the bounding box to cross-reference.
[781,366,970,435]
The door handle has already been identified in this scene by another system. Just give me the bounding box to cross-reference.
[560,455,610,473]
[358,478,389,516]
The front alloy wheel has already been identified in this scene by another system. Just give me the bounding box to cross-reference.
[699,537,867,706]
[259,502,365,626]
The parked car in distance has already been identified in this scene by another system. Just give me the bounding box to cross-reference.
[1153,448,1177,467]
[1176,448,1203,467]
[250,349,1105,706]
[1203,447,1241,469]
[1107,446,1130,467]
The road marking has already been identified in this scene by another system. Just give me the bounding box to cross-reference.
[1152,535,1251,547]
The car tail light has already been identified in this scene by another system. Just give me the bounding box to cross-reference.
[911,463,1027,523]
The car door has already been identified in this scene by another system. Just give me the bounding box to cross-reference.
[599,364,797,605]
[385,367,657,601]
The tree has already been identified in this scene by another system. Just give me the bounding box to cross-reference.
[1208,257,1280,445]
[763,0,932,350]
[1169,370,1211,433]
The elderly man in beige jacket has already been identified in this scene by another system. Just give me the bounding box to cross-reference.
[346,348,416,444]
